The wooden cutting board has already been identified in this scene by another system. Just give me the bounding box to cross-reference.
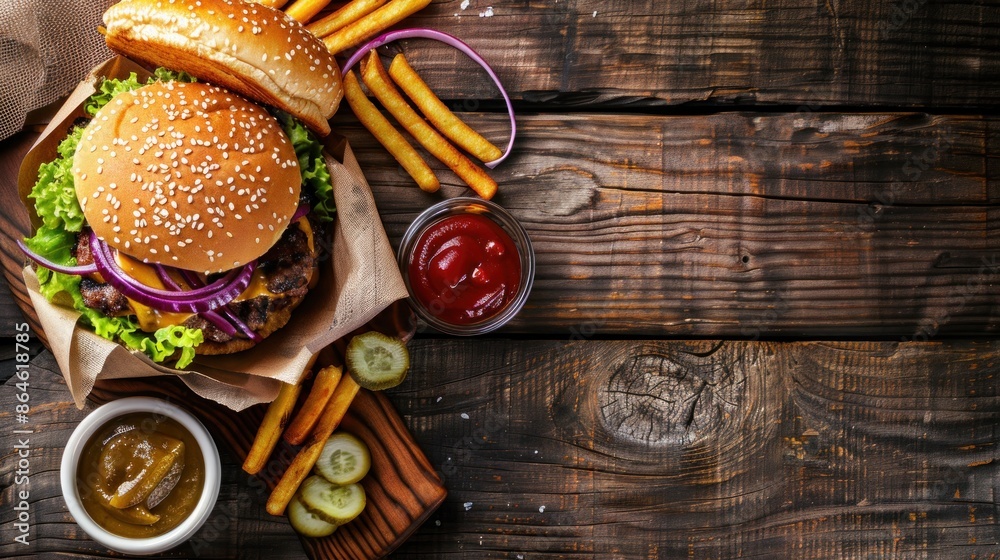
[0,131,446,559]
[86,358,447,560]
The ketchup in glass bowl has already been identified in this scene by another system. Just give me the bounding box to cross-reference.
[398,198,535,335]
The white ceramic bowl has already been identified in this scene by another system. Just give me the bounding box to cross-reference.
[60,396,221,555]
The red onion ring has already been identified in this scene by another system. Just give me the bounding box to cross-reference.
[343,28,516,169]
[170,203,300,342]
[179,269,262,343]
[89,232,244,301]
[17,238,98,276]
[89,232,256,314]
[154,265,238,338]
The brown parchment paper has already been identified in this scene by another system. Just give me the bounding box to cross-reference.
[19,57,409,411]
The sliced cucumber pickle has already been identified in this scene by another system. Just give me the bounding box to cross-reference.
[315,432,371,486]
[288,494,338,538]
[299,475,367,526]
[346,331,410,391]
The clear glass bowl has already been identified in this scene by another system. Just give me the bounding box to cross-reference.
[397,197,535,335]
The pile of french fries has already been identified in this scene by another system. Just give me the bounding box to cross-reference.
[257,0,429,49]
[352,50,499,198]
[243,358,361,516]
[255,0,501,199]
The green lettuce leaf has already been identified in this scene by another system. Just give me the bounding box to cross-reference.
[151,67,197,84]
[84,72,145,117]
[276,111,336,222]
[27,124,86,306]
[120,325,203,369]
[84,70,196,117]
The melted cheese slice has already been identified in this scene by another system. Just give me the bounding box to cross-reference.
[113,253,197,332]
[110,217,314,332]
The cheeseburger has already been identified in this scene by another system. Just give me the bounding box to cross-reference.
[20,0,344,367]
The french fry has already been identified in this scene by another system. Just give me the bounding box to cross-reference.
[388,53,503,163]
[242,382,302,475]
[322,0,431,55]
[243,355,319,474]
[283,0,334,22]
[361,51,498,199]
[266,374,362,516]
[283,365,343,445]
[344,70,440,192]
[306,0,386,37]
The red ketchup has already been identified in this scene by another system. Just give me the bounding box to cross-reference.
[408,214,521,325]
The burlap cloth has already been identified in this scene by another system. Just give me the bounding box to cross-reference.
[18,57,409,411]
[0,0,116,140]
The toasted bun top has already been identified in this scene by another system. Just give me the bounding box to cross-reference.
[102,0,342,136]
[73,80,302,274]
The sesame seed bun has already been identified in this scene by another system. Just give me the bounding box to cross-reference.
[73,80,302,274]
[102,0,342,136]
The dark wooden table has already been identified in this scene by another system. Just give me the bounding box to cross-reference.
[2,1,1000,558]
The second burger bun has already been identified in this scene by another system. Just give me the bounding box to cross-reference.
[74,80,303,274]
[102,0,342,136]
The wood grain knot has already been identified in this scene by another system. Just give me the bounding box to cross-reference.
[598,344,747,446]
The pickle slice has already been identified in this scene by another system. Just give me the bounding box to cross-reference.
[146,459,184,509]
[345,331,410,391]
[93,485,161,526]
[288,494,338,538]
[100,431,185,509]
[314,432,371,486]
[298,476,366,526]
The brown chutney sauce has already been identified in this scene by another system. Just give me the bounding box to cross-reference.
[76,412,205,538]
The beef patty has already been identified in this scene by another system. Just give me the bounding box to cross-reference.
[73,219,319,350]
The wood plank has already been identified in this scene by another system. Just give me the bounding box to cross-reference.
[0,274,24,338]
[344,111,1000,337]
[0,131,36,338]
[377,0,1000,108]
[4,112,999,337]
[0,131,44,342]
[6,340,997,557]
[385,338,1000,558]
